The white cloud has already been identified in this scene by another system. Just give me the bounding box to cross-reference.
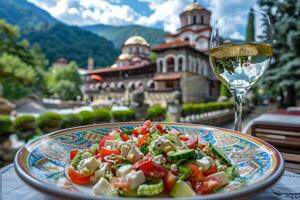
[28,0,257,34]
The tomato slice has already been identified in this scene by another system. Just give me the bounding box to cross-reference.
[185,137,198,149]
[179,135,189,141]
[139,161,166,179]
[137,133,149,147]
[121,134,130,141]
[70,149,78,160]
[140,126,148,135]
[156,124,167,133]
[99,147,120,159]
[163,171,177,193]
[194,181,212,195]
[204,164,217,176]
[143,120,151,129]
[99,135,114,147]
[132,158,152,170]
[132,128,139,137]
[186,163,204,182]
[68,166,91,185]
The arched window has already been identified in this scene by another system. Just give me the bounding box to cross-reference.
[193,15,197,24]
[160,60,164,72]
[178,57,184,71]
[184,37,189,42]
[201,15,204,24]
[167,57,175,72]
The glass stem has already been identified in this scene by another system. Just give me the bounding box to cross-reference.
[232,89,246,132]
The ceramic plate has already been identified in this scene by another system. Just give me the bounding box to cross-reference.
[14,122,284,200]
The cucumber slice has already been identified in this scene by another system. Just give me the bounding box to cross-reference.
[170,181,196,197]
[167,149,196,162]
[209,144,232,166]
[120,189,138,197]
[137,180,164,196]
[88,144,99,155]
[70,151,82,168]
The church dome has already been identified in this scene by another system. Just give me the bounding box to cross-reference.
[124,35,149,47]
[118,53,132,60]
[184,2,203,12]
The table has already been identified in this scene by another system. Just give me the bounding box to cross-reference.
[1,164,300,200]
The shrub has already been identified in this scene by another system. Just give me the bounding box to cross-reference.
[62,113,82,129]
[79,110,95,125]
[112,109,135,122]
[14,115,36,141]
[181,101,234,117]
[0,115,13,140]
[93,108,111,123]
[146,105,166,121]
[36,112,63,133]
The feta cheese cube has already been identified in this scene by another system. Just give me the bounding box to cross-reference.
[153,155,166,165]
[195,157,212,171]
[77,157,100,174]
[105,140,119,148]
[170,164,177,172]
[116,164,132,177]
[125,170,145,189]
[91,163,110,183]
[120,145,130,157]
[93,177,113,196]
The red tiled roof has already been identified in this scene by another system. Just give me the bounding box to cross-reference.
[151,40,193,51]
[87,63,148,74]
[153,73,182,81]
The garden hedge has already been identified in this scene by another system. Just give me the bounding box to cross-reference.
[62,113,82,128]
[14,115,36,141]
[181,101,234,117]
[146,105,166,121]
[0,115,13,140]
[36,112,63,133]
[112,109,135,122]
[93,108,111,123]
[79,110,95,125]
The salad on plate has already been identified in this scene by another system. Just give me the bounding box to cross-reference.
[67,120,240,197]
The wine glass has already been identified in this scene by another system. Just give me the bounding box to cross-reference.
[209,10,273,132]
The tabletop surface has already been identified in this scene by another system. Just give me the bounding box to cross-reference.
[1,164,300,200]
[252,113,300,126]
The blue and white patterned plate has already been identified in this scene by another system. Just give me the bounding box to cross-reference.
[14,122,284,200]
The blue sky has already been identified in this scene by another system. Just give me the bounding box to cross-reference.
[28,0,257,33]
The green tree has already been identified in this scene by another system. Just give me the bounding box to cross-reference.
[47,61,82,100]
[220,83,231,98]
[246,8,255,42]
[0,20,47,99]
[258,0,300,107]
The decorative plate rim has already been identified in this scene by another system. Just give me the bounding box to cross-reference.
[14,122,285,200]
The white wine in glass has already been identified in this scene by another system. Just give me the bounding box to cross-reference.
[209,11,273,132]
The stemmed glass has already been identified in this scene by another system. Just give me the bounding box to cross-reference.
[209,10,273,132]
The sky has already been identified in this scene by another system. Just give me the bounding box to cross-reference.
[28,0,257,33]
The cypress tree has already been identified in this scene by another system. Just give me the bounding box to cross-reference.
[246,8,255,42]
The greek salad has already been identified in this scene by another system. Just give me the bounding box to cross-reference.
[67,120,239,197]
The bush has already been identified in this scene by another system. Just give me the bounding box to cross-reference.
[14,115,36,141]
[79,110,95,125]
[146,105,166,121]
[94,108,111,123]
[62,114,82,129]
[0,115,13,140]
[112,109,135,122]
[36,112,63,133]
[181,101,234,117]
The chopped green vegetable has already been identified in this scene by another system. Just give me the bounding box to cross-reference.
[70,151,82,168]
[167,149,196,162]
[170,181,196,197]
[137,180,164,196]
[81,152,92,159]
[209,144,232,166]
[88,144,99,155]
[178,166,191,181]
[226,166,239,179]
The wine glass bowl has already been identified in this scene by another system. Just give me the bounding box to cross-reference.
[209,11,273,132]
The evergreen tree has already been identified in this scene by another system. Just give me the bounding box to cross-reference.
[258,0,300,107]
[246,8,255,42]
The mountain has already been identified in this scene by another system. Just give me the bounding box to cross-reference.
[0,0,119,68]
[83,24,166,49]
[0,0,57,32]
[24,23,119,68]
